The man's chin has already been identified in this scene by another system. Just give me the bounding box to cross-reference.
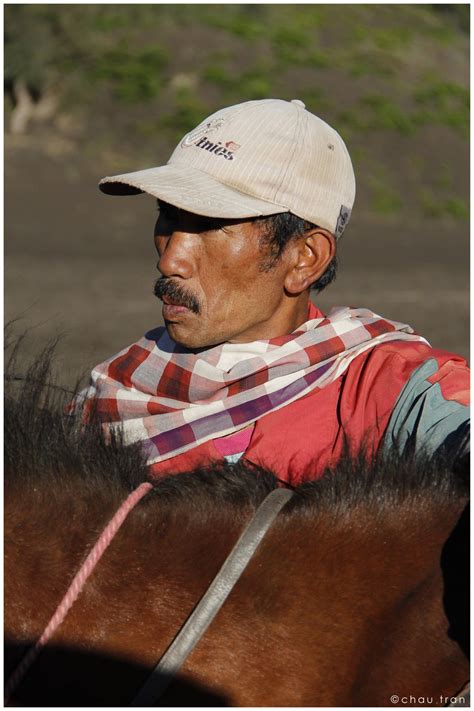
[164,322,207,350]
[164,322,225,350]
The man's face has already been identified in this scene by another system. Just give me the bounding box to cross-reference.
[153,201,294,349]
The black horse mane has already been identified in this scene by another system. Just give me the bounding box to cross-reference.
[5,337,469,516]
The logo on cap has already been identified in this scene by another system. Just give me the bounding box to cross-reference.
[335,205,351,239]
[225,141,241,152]
[181,118,226,148]
[193,137,241,161]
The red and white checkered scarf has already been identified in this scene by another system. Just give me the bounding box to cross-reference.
[78,305,426,466]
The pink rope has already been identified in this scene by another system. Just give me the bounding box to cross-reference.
[5,480,153,704]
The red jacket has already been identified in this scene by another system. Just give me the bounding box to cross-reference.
[150,329,469,485]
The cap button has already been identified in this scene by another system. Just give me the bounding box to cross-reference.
[291,99,306,109]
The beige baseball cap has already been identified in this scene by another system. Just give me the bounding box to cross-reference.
[99,98,356,239]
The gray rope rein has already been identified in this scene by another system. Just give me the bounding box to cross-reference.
[131,486,294,706]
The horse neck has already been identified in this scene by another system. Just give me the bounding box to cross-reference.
[5,485,468,707]
[4,482,124,641]
[215,497,468,706]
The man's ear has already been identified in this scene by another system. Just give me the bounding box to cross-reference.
[284,228,336,294]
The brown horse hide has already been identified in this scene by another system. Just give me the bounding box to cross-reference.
[4,458,469,707]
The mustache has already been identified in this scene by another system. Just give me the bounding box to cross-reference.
[154,278,201,315]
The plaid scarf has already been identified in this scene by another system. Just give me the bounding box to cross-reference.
[78,306,427,466]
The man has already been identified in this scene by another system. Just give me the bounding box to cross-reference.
[81,99,469,484]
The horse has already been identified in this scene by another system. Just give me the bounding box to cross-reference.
[4,340,469,706]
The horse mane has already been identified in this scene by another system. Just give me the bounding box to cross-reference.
[5,331,150,494]
[5,334,469,517]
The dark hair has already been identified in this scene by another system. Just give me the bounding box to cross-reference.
[257,212,338,293]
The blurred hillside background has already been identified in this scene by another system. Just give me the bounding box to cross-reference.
[5,4,470,384]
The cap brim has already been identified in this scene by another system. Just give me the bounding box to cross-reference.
[99,164,288,219]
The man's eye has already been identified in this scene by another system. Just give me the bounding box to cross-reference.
[158,204,178,221]
[200,218,225,231]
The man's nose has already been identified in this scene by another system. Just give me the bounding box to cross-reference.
[157,230,195,279]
